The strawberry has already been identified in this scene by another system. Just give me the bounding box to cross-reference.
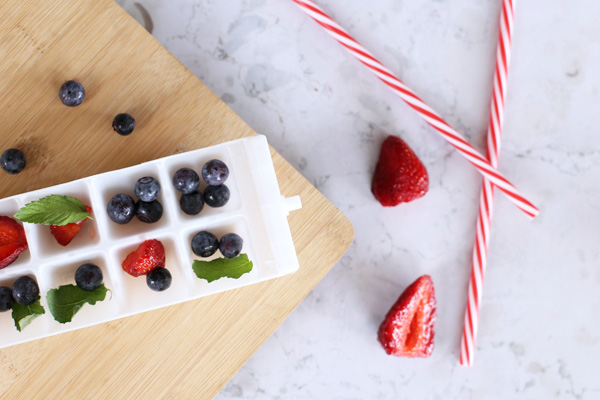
[371,135,429,206]
[0,216,28,269]
[122,239,165,277]
[377,275,436,358]
[49,205,92,246]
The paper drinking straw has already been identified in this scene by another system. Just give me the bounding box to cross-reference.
[460,0,516,366]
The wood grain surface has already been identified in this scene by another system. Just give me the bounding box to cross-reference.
[0,1,353,398]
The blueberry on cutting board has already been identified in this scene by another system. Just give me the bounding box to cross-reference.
[59,80,85,107]
[1,149,26,174]
[113,113,136,136]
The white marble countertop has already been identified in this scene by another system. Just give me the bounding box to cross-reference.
[117,1,599,398]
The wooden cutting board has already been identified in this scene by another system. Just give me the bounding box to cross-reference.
[0,1,353,398]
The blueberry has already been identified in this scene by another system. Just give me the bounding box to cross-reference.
[204,184,230,207]
[202,159,229,186]
[75,263,103,291]
[59,80,85,107]
[135,200,163,223]
[112,113,136,136]
[135,176,160,202]
[219,233,243,258]
[172,168,200,194]
[1,149,26,174]
[191,231,219,257]
[0,286,14,312]
[107,193,137,224]
[12,276,39,306]
[180,191,204,215]
[146,267,172,292]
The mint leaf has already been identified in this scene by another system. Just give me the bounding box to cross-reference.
[14,195,92,226]
[47,284,107,324]
[192,254,253,283]
[12,298,45,332]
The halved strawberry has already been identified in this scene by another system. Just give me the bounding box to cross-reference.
[377,275,436,358]
[371,135,429,206]
[122,239,165,277]
[0,216,28,269]
[49,205,93,246]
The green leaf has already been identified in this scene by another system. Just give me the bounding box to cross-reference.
[12,298,45,332]
[192,254,253,283]
[47,284,107,324]
[14,195,92,226]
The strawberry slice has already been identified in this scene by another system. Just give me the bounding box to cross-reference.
[377,275,436,358]
[49,205,92,246]
[371,135,429,206]
[122,239,165,277]
[0,216,28,269]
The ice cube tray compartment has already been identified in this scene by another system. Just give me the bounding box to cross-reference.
[0,135,301,349]
[93,163,173,239]
[180,215,258,294]
[164,146,242,222]
[42,253,120,333]
[0,198,32,268]
[110,233,192,314]
[22,180,101,258]
[0,270,49,346]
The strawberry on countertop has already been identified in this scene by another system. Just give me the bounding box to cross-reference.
[49,205,93,246]
[122,239,165,277]
[371,135,429,206]
[0,216,28,268]
[378,275,436,358]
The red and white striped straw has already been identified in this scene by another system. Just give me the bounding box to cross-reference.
[460,0,515,366]
[291,0,538,218]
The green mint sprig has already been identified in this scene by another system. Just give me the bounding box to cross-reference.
[12,298,45,332]
[47,284,108,324]
[192,254,253,283]
[14,195,92,226]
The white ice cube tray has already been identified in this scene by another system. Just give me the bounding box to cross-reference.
[0,134,301,349]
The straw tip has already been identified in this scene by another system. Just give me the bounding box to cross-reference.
[459,359,473,367]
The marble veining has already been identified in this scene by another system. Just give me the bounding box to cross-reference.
[117,0,600,398]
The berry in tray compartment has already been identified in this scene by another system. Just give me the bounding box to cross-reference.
[121,239,174,292]
[174,160,231,214]
[75,263,103,291]
[219,233,243,259]
[0,216,28,269]
[191,231,219,258]
[134,177,161,202]
[179,191,204,216]
[49,205,93,246]
[0,286,14,312]
[14,195,93,248]
[107,177,164,225]
[146,267,172,292]
[201,159,229,186]
[135,199,163,223]
[203,184,230,208]
[107,193,137,224]
[172,168,200,194]
[190,231,251,283]
[122,239,165,277]
[13,276,39,306]
[9,275,45,332]
[47,263,109,324]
